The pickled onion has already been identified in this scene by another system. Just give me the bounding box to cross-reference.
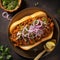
[2,12,11,20]
[21,20,44,40]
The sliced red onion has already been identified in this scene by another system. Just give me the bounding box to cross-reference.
[33,27,39,33]
[22,26,33,40]
[27,33,30,39]
[37,29,43,35]
[22,32,26,42]
[22,25,29,41]
[35,20,40,25]
[28,20,43,33]
[28,25,42,33]
[22,25,28,36]
[22,32,30,41]
[24,25,29,31]
[33,20,43,25]
[33,20,36,26]
[2,12,11,20]
[35,25,41,29]
[2,12,9,18]
[36,20,43,27]
[33,20,39,25]
[21,20,44,41]
[35,29,43,37]
[16,36,20,40]
[17,32,21,36]
[29,25,34,30]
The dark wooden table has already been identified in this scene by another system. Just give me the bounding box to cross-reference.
[0,0,60,60]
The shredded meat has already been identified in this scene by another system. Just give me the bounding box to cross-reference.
[10,17,54,46]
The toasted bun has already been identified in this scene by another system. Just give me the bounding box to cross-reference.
[10,11,47,34]
[9,11,53,50]
[19,31,53,50]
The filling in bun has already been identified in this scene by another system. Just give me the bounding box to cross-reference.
[10,15,54,47]
[9,11,54,50]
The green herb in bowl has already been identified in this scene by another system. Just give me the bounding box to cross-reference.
[2,0,18,10]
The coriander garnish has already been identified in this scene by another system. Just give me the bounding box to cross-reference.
[0,45,12,60]
[2,0,18,10]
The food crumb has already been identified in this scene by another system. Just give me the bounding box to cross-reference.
[34,2,39,6]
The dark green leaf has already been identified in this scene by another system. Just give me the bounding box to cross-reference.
[6,55,12,60]
[4,48,9,53]
[1,52,5,56]
[0,55,3,60]
[0,45,4,52]
[4,48,9,55]
[0,44,12,60]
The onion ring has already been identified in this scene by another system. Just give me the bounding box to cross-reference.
[2,12,11,20]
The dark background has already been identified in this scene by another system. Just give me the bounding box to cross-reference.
[0,0,60,60]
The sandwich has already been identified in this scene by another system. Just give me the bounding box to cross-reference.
[9,11,54,50]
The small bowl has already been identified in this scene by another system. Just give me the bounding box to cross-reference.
[0,0,22,13]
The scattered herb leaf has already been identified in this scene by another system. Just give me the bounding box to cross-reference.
[0,45,12,60]
[57,9,60,15]
[0,55,3,60]
[0,45,4,52]
[6,55,12,60]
